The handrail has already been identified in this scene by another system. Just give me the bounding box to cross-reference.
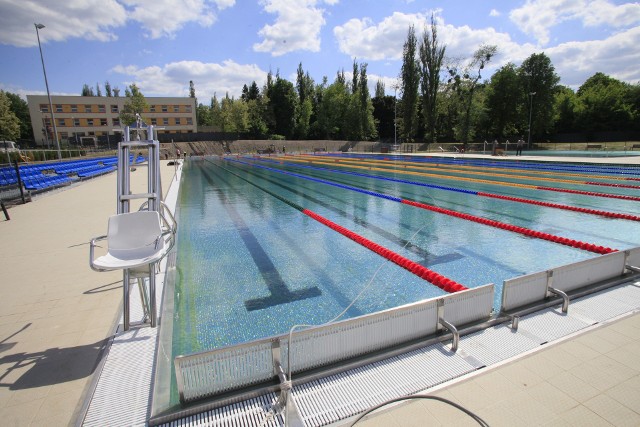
[173,284,494,404]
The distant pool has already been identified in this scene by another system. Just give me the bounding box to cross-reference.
[514,150,640,158]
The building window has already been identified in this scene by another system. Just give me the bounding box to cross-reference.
[60,132,68,139]
[151,118,157,125]
[98,104,105,113]
[173,105,179,112]
[150,105,156,112]
[186,117,193,125]
[111,104,118,113]
[56,104,62,112]
[163,118,169,125]
[58,118,65,126]
[87,119,94,126]
[84,105,92,112]
[100,118,107,126]
[71,105,78,113]
[185,105,192,113]
[161,105,168,112]
[174,118,181,125]
[40,104,49,112]
[113,118,120,126]
[73,118,80,127]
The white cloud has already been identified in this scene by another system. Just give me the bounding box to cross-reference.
[111,60,268,99]
[547,25,640,87]
[334,12,428,60]
[0,0,234,47]
[489,9,501,17]
[119,0,222,39]
[0,0,127,47]
[334,12,537,69]
[510,0,640,46]
[253,0,334,56]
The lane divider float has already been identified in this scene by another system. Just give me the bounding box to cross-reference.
[251,156,640,222]
[229,157,617,255]
[216,161,468,293]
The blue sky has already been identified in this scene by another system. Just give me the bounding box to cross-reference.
[0,0,638,102]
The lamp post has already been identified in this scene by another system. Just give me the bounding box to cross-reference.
[527,92,536,149]
[40,110,50,149]
[35,23,61,160]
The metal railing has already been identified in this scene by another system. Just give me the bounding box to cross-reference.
[174,284,494,405]
[501,247,640,312]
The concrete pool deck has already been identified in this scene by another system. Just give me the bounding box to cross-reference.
[0,160,178,426]
[0,153,638,426]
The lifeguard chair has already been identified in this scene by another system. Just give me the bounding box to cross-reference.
[90,120,175,330]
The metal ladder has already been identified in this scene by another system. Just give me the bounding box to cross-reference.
[117,122,162,330]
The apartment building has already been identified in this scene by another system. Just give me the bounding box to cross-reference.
[27,95,197,147]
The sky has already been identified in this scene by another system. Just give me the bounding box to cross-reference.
[0,0,639,103]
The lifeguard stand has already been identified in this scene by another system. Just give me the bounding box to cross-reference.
[90,119,175,330]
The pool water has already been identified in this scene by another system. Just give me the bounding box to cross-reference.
[171,155,640,362]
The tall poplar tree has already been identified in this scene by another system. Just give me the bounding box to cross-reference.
[400,25,419,142]
[419,15,446,145]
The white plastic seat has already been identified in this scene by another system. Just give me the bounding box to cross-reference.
[92,211,166,270]
[90,208,175,330]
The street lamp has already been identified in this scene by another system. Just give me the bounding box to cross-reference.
[40,110,50,149]
[35,23,61,160]
[527,92,536,149]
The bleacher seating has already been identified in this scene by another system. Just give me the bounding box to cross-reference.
[0,155,144,192]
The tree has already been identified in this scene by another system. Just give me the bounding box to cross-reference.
[210,94,223,130]
[96,82,102,97]
[372,93,395,140]
[553,86,579,133]
[5,92,33,139]
[400,25,420,142]
[374,80,385,98]
[119,84,149,127]
[315,76,349,139]
[518,52,560,139]
[418,15,446,145]
[0,91,21,142]
[447,44,497,144]
[81,83,95,96]
[196,103,212,127]
[485,63,523,137]
[269,75,297,138]
[113,87,120,97]
[105,81,112,97]
[358,62,377,140]
[189,80,196,99]
[575,72,636,132]
[295,63,315,139]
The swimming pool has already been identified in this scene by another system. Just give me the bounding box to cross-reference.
[170,154,639,367]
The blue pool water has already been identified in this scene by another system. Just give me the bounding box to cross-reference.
[171,155,640,361]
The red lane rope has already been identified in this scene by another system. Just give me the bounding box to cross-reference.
[537,186,640,201]
[302,209,468,293]
[585,181,640,189]
[477,192,640,222]
[400,199,615,255]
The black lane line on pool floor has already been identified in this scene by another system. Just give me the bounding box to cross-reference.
[233,163,465,267]
[204,163,365,318]
[198,164,322,311]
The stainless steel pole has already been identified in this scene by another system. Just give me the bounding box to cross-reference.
[34,24,62,160]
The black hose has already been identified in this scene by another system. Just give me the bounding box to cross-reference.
[350,395,490,427]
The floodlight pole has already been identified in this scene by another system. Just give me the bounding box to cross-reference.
[527,92,536,150]
[35,23,62,160]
